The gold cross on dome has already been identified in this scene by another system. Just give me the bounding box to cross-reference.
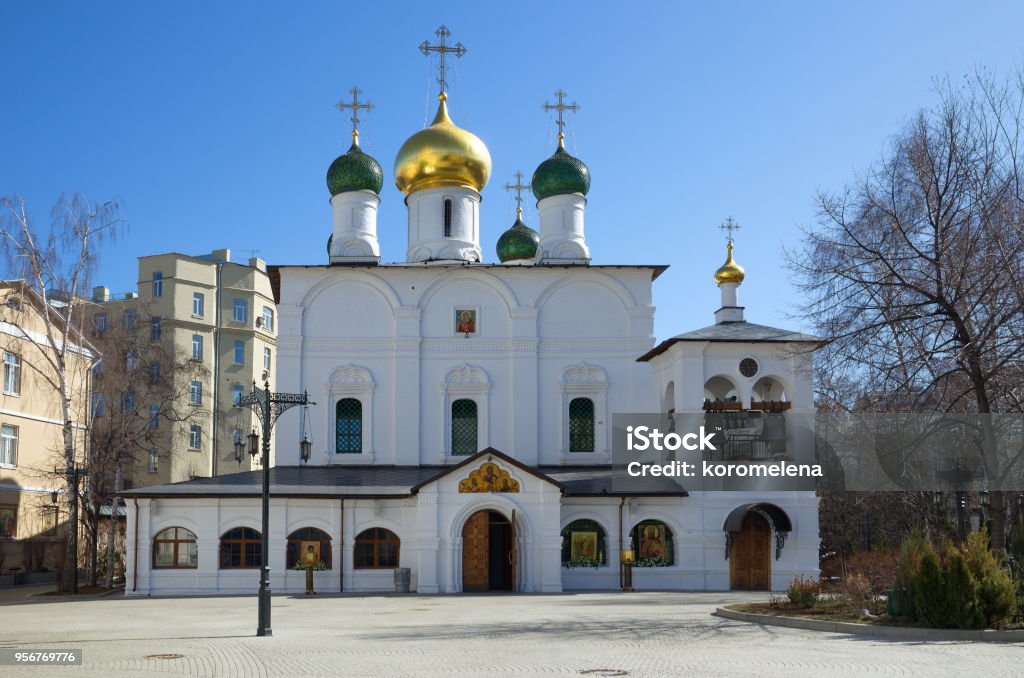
[419,25,467,95]
[720,216,741,244]
[504,171,531,216]
[336,86,374,140]
[543,89,581,140]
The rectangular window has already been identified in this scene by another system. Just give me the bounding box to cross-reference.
[335,398,362,453]
[151,316,162,340]
[0,424,18,467]
[149,404,159,429]
[123,308,136,330]
[233,340,245,365]
[189,380,202,405]
[192,292,204,317]
[189,425,201,450]
[233,299,248,323]
[122,390,136,414]
[92,393,106,417]
[152,272,163,297]
[3,352,21,395]
[451,399,478,456]
[150,361,161,385]
[192,334,203,360]
[232,384,244,406]
[263,347,271,371]
[126,350,139,371]
[262,306,274,331]
[148,448,158,473]
[93,312,108,334]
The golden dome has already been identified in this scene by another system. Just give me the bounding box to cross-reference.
[394,93,492,195]
[714,242,746,284]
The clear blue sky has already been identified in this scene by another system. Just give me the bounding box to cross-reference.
[4,1,1023,338]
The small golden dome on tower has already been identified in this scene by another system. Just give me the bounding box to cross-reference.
[394,93,492,195]
[714,242,745,285]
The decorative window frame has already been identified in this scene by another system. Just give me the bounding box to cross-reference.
[440,364,490,462]
[559,362,609,461]
[325,364,375,463]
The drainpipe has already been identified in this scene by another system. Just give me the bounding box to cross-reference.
[339,498,345,592]
[132,498,139,592]
[619,497,625,589]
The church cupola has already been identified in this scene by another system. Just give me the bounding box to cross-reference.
[714,217,746,324]
[497,171,539,264]
[396,27,491,263]
[328,87,383,264]
[532,90,590,263]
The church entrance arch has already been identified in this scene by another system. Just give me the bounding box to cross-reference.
[729,511,771,590]
[461,509,516,592]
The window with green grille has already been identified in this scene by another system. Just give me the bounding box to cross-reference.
[451,399,478,456]
[336,398,362,453]
[569,397,595,452]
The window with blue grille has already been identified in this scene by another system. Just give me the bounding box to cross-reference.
[335,398,362,454]
[569,397,595,452]
[451,399,477,456]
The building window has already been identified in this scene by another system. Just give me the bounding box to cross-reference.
[233,384,244,406]
[152,272,163,298]
[121,390,136,414]
[335,398,362,454]
[561,519,607,567]
[3,352,21,395]
[123,308,136,330]
[262,306,274,331]
[234,340,245,365]
[263,347,271,372]
[92,393,106,417]
[568,397,595,452]
[233,299,248,323]
[126,350,139,372]
[148,448,159,473]
[149,404,160,429]
[219,527,261,569]
[189,424,202,450]
[189,381,202,405]
[0,504,17,537]
[93,312,107,334]
[353,528,399,569]
[192,334,203,360]
[0,425,18,467]
[450,399,478,456]
[153,527,196,568]
[630,520,675,567]
[150,361,161,385]
[151,316,162,340]
[286,527,332,569]
[192,292,204,317]
[443,198,453,237]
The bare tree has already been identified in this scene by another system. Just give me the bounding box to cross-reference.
[790,68,1024,549]
[0,193,121,591]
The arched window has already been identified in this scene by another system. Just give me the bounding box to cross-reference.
[443,198,453,237]
[630,520,674,567]
[354,528,400,569]
[152,527,197,569]
[336,398,362,454]
[451,399,478,456]
[286,527,332,569]
[220,527,262,569]
[568,397,595,452]
[560,519,607,567]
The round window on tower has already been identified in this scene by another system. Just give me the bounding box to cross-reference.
[739,358,759,378]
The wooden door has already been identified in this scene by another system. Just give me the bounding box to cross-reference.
[729,512,772,590]
[462,510,490,592]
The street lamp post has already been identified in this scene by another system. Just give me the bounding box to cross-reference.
[235,380,315,637]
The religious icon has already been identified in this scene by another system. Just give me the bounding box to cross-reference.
[639,523,666,559]
[570,531,598,561]
[455,309,477,335]
[301,541,320,565]
[0,506,15,538]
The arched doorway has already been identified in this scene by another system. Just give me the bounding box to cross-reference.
[729,511,771,590]
[462,510,515,592]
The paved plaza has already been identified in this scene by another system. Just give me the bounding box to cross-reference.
[0,589,1021,677]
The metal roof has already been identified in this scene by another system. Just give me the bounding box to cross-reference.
[638,321,826,362]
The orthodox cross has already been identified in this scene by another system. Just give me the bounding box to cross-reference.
[543,89,580,140]
[336,86,374,140]
[503,171,531,217]
[720,216,741,245]
[419,25,466,94]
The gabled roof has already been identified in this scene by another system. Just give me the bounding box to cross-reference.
[409,447,565,493]
[637,321,827,362]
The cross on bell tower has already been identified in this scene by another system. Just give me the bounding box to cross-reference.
[419,25,467,95]
[504,171,531,219]
[336,87,375,144]
[543,89,581,145]
[719,216,741,245]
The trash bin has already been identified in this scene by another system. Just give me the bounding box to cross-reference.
[394,567,411,593]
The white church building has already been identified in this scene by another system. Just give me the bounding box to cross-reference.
[123,58,822,596]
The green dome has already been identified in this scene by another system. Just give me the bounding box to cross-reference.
[496,214,540,262]
[531,142,590,201]
[327,140,384,196]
